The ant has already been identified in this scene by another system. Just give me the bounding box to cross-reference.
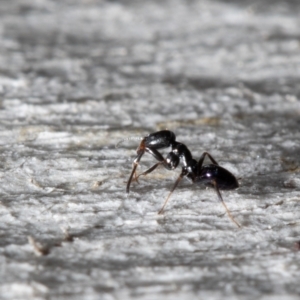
[125,130,240,227]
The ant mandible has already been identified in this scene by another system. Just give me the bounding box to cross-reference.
[126,130,240,227]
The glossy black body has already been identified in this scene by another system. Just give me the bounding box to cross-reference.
[195,164,239,190]
[144,130,176,149]
[127,130,238,191]
[126,130,240,226]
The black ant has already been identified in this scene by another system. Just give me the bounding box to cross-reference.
[125,130,240,227]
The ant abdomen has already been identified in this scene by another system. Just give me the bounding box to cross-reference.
[196,165,239,190]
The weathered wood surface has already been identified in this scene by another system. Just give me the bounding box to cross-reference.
[0,1,300,299]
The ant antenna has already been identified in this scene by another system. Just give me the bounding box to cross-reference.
[115,136,143,149]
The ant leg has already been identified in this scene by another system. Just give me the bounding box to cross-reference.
[205,152,219,165]
[197,151,219,170]
[127,142,166,193]
[212,180,241,228]
[135,162,162,181]
[132,148,166,184]
[133,147,171,182]
[158,169,186,215]
[136,151,180,181]
[146,147,166,163]
[126,149,145,193]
